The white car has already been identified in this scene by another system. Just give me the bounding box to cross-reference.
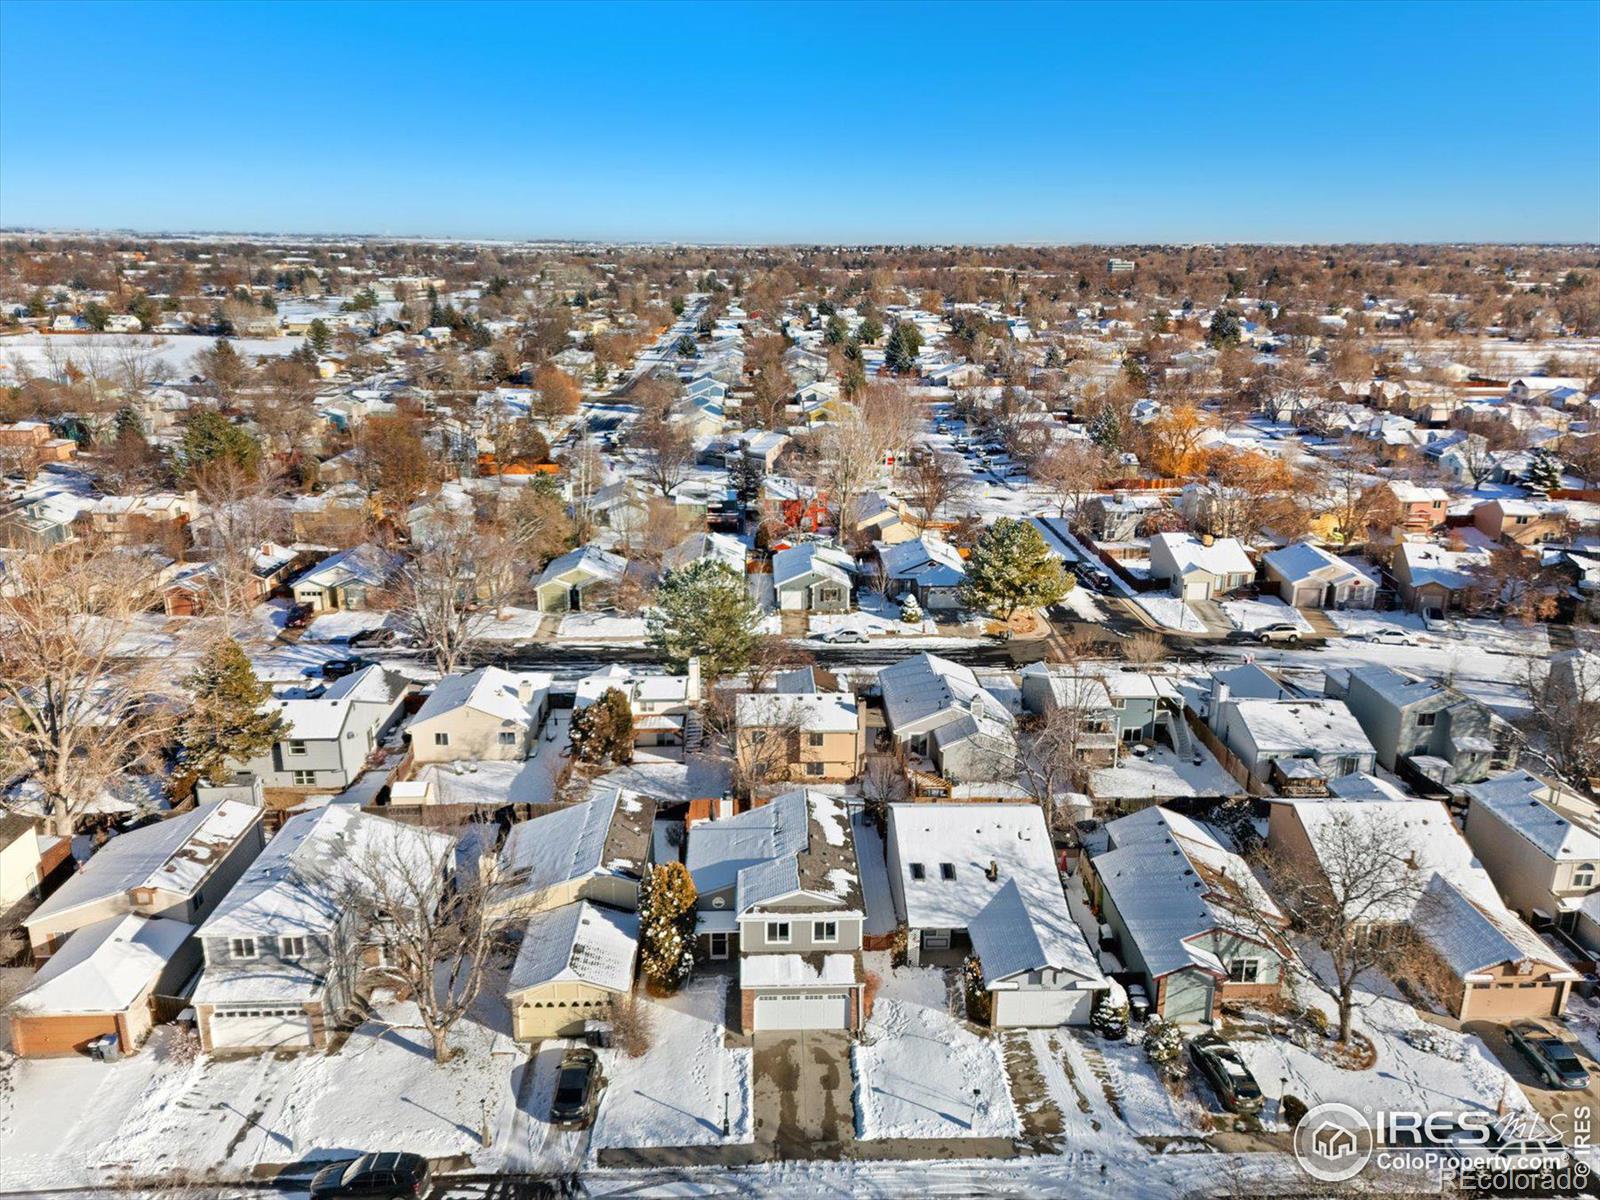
[820,628,869,644]
[1361,628,1418,646]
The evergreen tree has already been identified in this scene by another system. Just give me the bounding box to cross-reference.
[82,301,109,331]
[1524,448,1564,494]
[569,687,635,765]
[637,861,698,992]
[958,517,1072,631]
[648,559,761,679]
[884,320,922,375]
[823,314,847,345]
[1206,308,1243,348]
[1089,405,1124,452]
[856,312,884,344]
[175,639,286,785]
[307,318,332,354]
[899,593,923,624]
[675,334,698,357]
[179,409,260,477]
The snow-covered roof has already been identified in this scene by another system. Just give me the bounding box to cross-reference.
[292,543,403,590]
[410,666,551,730]
[689,789,859,913]
[1262,541,1377,588]
[1228,698,1374,757]
[27,799,262,927]
[508,900,638,995]
[880,652,1013,734]
[875,537,966,588]
[736,690,858,734]
[1465,769,1600,863]
[1399,541,1490,591]
[771,543,853,590]
[1423,873,1572,979]
[968,877,1103,987]
[739,951,858,989]
[11,914,192,1015]
[687,790,810,897]
[264,665,408,741]
[1150,532,1254,578]
[537,544,627,587]
[662,531,747,574]
[499,787,652,903]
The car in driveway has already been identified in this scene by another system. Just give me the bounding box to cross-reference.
[320,656,369,680]
[1509,1020,1592,1090]
[309,1151,431,1198]
[1357,627,1418,646]
[1073,562,1114,591]
[820,628,870,644]
[1188,1033,1264,1113]
[284,601,314,629]
[348,626,395,649]
[551,1047,604,1129]
[1256,622,1305,645]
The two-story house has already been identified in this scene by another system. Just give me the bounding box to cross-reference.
[488,786,656,919]
[192,805,453,1053]
[873,536,967,611]
[1200,677,1377,790]
[574,660,702,757]
[879,652,1018,788]
[685,788,865,1032]
[1019,662,1188,768]
[1147,533,1254,601]
[406,666,552,765]
[1338,665,1516,788]
[233,666,411,792]
[735,670,864,785]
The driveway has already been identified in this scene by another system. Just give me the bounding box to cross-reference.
[1467,1021,1600,1145]
[752,1030,854,1158]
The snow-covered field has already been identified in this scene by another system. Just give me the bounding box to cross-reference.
[853,958,1020,1140]
[1219,598,1312,633]
[0,332,307,379]
[589,975,753,1151]
[1130,595,1206,634]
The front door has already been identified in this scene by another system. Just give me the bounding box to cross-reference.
[568,584,582,611]
[709,932,729,961]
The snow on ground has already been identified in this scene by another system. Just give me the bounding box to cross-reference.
[1130,595,1205,634]
[0,332,307,378]
[1089,743,1244,803]
[589,975,752,1152]
[851,809,898,939]
[418,713,571,807]
[1219,598,1312,633]
[301,609,391,642]
[557,611,648,641]
[1030,1029,1197,1143]
[1324,608,1429,637]
[475,606,548,642]
[594,756,733,804]
[853,957,1020,1140]
[1059,585,1106,623]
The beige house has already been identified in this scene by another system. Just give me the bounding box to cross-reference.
[735,675,863,784]
[488,787,656,920]
[1472,500,1567,547]
[1463,770,1600,938]
[507,900,638,1041]
[407,667,552,765]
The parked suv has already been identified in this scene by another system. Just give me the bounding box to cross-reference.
[551,1047,604,1129]
[1255,623,1304,645]
[309,1151,431,1198]
[1188,1033,1264,1113]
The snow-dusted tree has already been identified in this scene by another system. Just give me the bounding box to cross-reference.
[174,639,285,786]
[903,450,970,529]
[637,861,697,993]
[569,688,634,766]
[1143,1017,1187,1079]
[1034,441,1110,522]
[1524,447,1564,494]
[958,517,1072,632]
[389,513,522,676]
[1091,991,1128,1041]
[898,593,923,624]
[0,540,176,836]
[1018,675,1107,829]
[648,559,761,679]
[189,458,291,620]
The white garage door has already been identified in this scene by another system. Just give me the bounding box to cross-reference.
[210,1007,313,1050]
[994,988,1095,1027]
[753,992,849,1031]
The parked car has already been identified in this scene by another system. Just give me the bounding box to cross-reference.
[1359,628,1418,646]
[1256,623,1305,645]
[309,1151,431,1198]
[551,1048,604,1129]
[1509,1020,1591,1090]
[1074,562,1114,591]
[284,602,314,630]
[1188,1033,1264,1114]
[349,626,395,649]
[321,656,369,680]
[1444,1125,1575,1174]
[821,628,870,644]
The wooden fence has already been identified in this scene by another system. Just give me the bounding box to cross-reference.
[1184,710,1270,798]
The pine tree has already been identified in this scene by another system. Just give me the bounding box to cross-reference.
[178,409,260,477]
[1524,448,1564,494]
[175,639,286,785]
[958,517,1072,631]
[823,314,847,345]
[884,320,922,375]
[569,687,634,765]
[857,312,884,344]
[1206,308,1242,348]
[899,593,923,624]
[1143,1017,1187,1079]
[307,318,332,354]
[1091,992,1128,1041]
[637,861,698,992]
[647,559,761,679]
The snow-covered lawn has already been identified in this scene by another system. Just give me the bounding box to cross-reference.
[1058,585,1106,623]
[1089,743,1244,803]
[853,957,1020,1140]
[302,609,392,642]
[594,756,733,803]
[1220,598,1312,633]
[557,611,648,641]
[589,975,753,1151]
[475,606,548,642]
[1131,595,1205,633]
[1028,1029,1199,1144]
[1323,608,1428,638]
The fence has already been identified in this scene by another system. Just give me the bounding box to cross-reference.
[1184,710,1270,798]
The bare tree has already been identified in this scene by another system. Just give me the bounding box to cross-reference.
[1017,676,1110,831]
[388,514,521,675]
[630,415,695,497]
[0,539,176,835]
[1034,441,1109,522]
[189,459,291,621]
[903,449,970,529]
[1121,631,1168,667]
[1523,651,1600,785]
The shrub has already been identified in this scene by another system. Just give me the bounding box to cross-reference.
[1282,1094,1309,1127]
[1091,992,1129,1041]
[1143,1017,1188,1080]
[610,990,654,1058]
[899,594,923,624]
[962,954,992,1024]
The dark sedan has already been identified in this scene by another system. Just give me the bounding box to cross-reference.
[309,1151,431,1198]
[1189,1033,1264,1114]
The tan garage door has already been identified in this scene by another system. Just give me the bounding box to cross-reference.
[1460,981,1563,1022]
[10,1013,118,1056]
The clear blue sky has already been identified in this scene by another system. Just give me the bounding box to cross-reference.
[2,0,1597,243]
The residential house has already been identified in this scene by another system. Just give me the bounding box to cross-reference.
[661,531,748,575]
[506,900,639,1041]
[1147,533,1255,601]
[1261,542,1378,610]
[1200,679,1377,790]
[874,536,967,611]
[574,660,702,756]
[1268,796,1579,1021]
[406,667,552,765]
[878,653,1018,789]
[1338,665,1516,788]
[489,787,656,919]
[685,788,865,1032]
[192,806,453,1053]
[772,543,854,612]
[732,431,789,475]
[886,803,1108,1024]
[81,492,196,549]
[1386,481,1451,533]
[1393,541,1492,614]
[1463,770,1600,942]
[1472,499,1567,547]
[231,665,411,792]
[162,543,300,617]
[533,544,628,613]
[736,674,864,784]
[0,812,71,920]
[289,543,405,612]
[1085,807,1290,1024]
[1019,662,1188,767]
[849,491,916,546]
[1080,494,1168,542]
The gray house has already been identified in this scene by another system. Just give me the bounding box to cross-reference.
[879,652,1018,785]
[1019,662,1188,765]
[1201,678,1376,788]
[772,543,854,613]
[1337,665,1516,788]
[232,666,411,791]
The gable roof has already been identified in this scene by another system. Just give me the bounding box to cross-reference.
[499,787,654,903]
[293,543,403,590]
[508,900,638,995]
[968,877,1102,986]
[879,652,1012,733]
[1465,769,1600,862]
[1262,541,1377,588]
[876,537,966,587]
[10,914,192,1015]
[411,666,551,729]
[1151,532,1254,578]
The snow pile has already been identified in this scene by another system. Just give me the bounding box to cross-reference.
[589,975,752,1151]
[1220,599,1312,634]
[1131,596,1206,634]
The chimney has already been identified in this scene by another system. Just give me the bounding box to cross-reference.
[1208,679,1230,735]
[985,859,998,882]
[718,790,734,820]
[686,656,702,702]
[516,675,535,704]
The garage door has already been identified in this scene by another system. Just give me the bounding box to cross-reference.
[753,992,849,1031]
[10,1013,118,1056]
[209,1007,313,1050]
[1162,968,1215,1025]
[1460,982,1564,1022]
[993,988,1095,1027]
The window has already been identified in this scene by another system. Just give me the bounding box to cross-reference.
[434,732,450,746]
[805,762,825,777]
[498,731,517,746]
[766,921,791,945]
[812,920,838,943]
[749,730,767,745]
[1228,959,1260,984]
[1575,864,1597,889]
[808,732,825,748]
[230,937,257,959]
[910,862,926,880]
[292,770,316,786]
[279,936,306,960]
[1417,711,1437,728]
[940,863,956,881]
[287,740,307,756]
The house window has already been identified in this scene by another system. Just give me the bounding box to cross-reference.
[1417,711,1437,728]
[805,762,825,777]
[287,740,307,756]
[910,862,926,880]
[1576,864,1597,889]
[766,921,791,945]
[292,770,316,786]
[940,863,956,881]
[279,936,306,960]
[813,920,838,943]
[434,732,450,746]
[230,937,257,959]
[749,730,767,745]
[1228,959,1260,984]
[498,731,517,746]
[807,732,825,748]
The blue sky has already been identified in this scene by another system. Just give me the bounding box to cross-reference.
[2,0,1597,242]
